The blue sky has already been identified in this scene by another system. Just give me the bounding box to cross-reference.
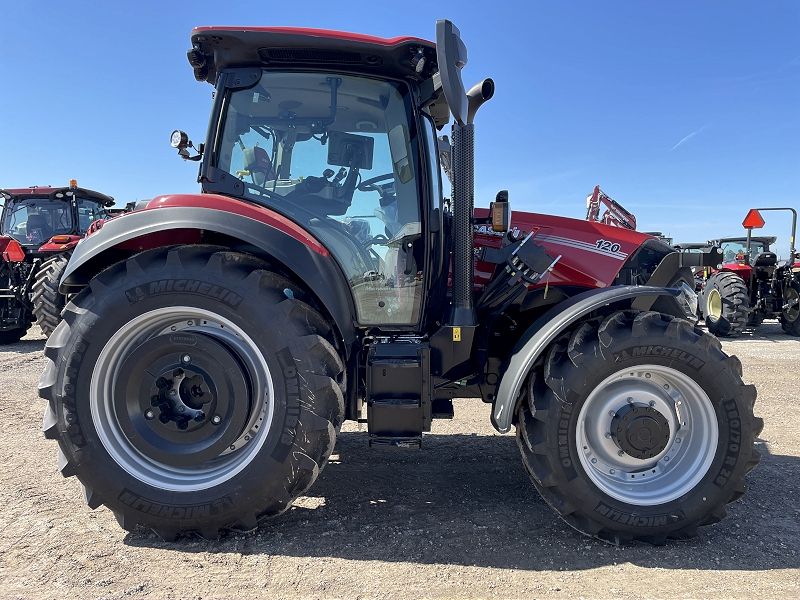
[2,1,798,257]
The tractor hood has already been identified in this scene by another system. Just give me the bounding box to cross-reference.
[474,209,665,289]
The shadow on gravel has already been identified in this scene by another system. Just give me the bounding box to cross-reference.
[122,432,800,573]
[0,338,45,356]
[714,321,799,343]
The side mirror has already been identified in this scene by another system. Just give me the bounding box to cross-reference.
[435,20,469,126]
[170,130,204,162]
[490,190,511,232]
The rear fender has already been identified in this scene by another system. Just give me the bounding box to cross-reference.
[60,205,356,349]
[491,285,684,433]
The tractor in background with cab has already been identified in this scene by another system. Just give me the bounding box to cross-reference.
[0,182,115,342]
[698,208,799,337]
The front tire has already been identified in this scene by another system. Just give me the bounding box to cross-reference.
[39,246,344,540]
[0,326,27,345]
[32,253,70,338]
[516,310,762,544]
[781,279,800,336]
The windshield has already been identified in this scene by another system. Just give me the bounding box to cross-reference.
[720,240,768,263]
[76,199,111,231]
[2,199,73,245]
[216,72,423,325]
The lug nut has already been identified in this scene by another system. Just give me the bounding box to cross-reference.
[176,406,185,413]
[627,397,634,404]
[618,450,624,457]
[169,390,177,396]
[609,410,616,417]
[605,432,612,438]
[211,415,222,425]
[649,400,656,407]
[145,410,155,420]
[182,354,191,363]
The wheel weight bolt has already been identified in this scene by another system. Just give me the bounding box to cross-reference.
[211,415,222,425]
[145,410,155,420]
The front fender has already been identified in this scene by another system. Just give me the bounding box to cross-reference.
[491,285,684,434]
[61,205,357,348]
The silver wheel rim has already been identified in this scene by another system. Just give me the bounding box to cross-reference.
[575,364,718,506]
[91,307,274,492]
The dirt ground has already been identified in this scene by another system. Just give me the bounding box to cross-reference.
[0,322,798,600]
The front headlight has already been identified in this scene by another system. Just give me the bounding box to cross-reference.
[676,281,699,321]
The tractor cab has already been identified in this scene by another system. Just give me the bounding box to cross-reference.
[175,30,450,329]
[711,236,777,270]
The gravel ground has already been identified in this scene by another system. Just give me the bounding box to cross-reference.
[0,322,798,599]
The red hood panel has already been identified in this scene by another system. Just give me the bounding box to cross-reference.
[474,209,654,289]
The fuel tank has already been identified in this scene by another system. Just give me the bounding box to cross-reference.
[473,209,658,290]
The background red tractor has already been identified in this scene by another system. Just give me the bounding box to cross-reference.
[39,21,760,544]
[0,182,116,342]
[699,208,799,337]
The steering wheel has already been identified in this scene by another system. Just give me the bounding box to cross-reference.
[362,234,389,248]
[357,173,395,197]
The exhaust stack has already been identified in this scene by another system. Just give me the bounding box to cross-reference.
[436,20,493,328]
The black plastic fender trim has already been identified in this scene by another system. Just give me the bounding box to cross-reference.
[491,285,683,434]
[60,206,357,350]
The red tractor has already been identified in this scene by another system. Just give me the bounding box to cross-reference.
[0,182,116,342]
[699,208,800,337]
[39,21,761,544]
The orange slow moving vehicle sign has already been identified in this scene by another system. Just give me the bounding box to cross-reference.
[743,209,766,229]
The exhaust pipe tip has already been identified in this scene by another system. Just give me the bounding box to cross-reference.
[467,78,494,124]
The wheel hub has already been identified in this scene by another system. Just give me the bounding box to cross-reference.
[706,288,722,321]
[611,404,670,459]
[151,367,213,429]
[113,331,252,467]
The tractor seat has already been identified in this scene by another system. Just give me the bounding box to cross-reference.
[242,146,275,186]
[25,214,52,242]
[752,252,777,267]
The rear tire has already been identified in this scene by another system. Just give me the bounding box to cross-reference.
[515,310,762,544]
[703,272,748,337]
[32,254,70,338]
[39,246,344,540]
[781,279,800,336]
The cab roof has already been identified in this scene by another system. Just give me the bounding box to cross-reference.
[712,236,777,245]
[0,186,115,206]
[188,26,437,86]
